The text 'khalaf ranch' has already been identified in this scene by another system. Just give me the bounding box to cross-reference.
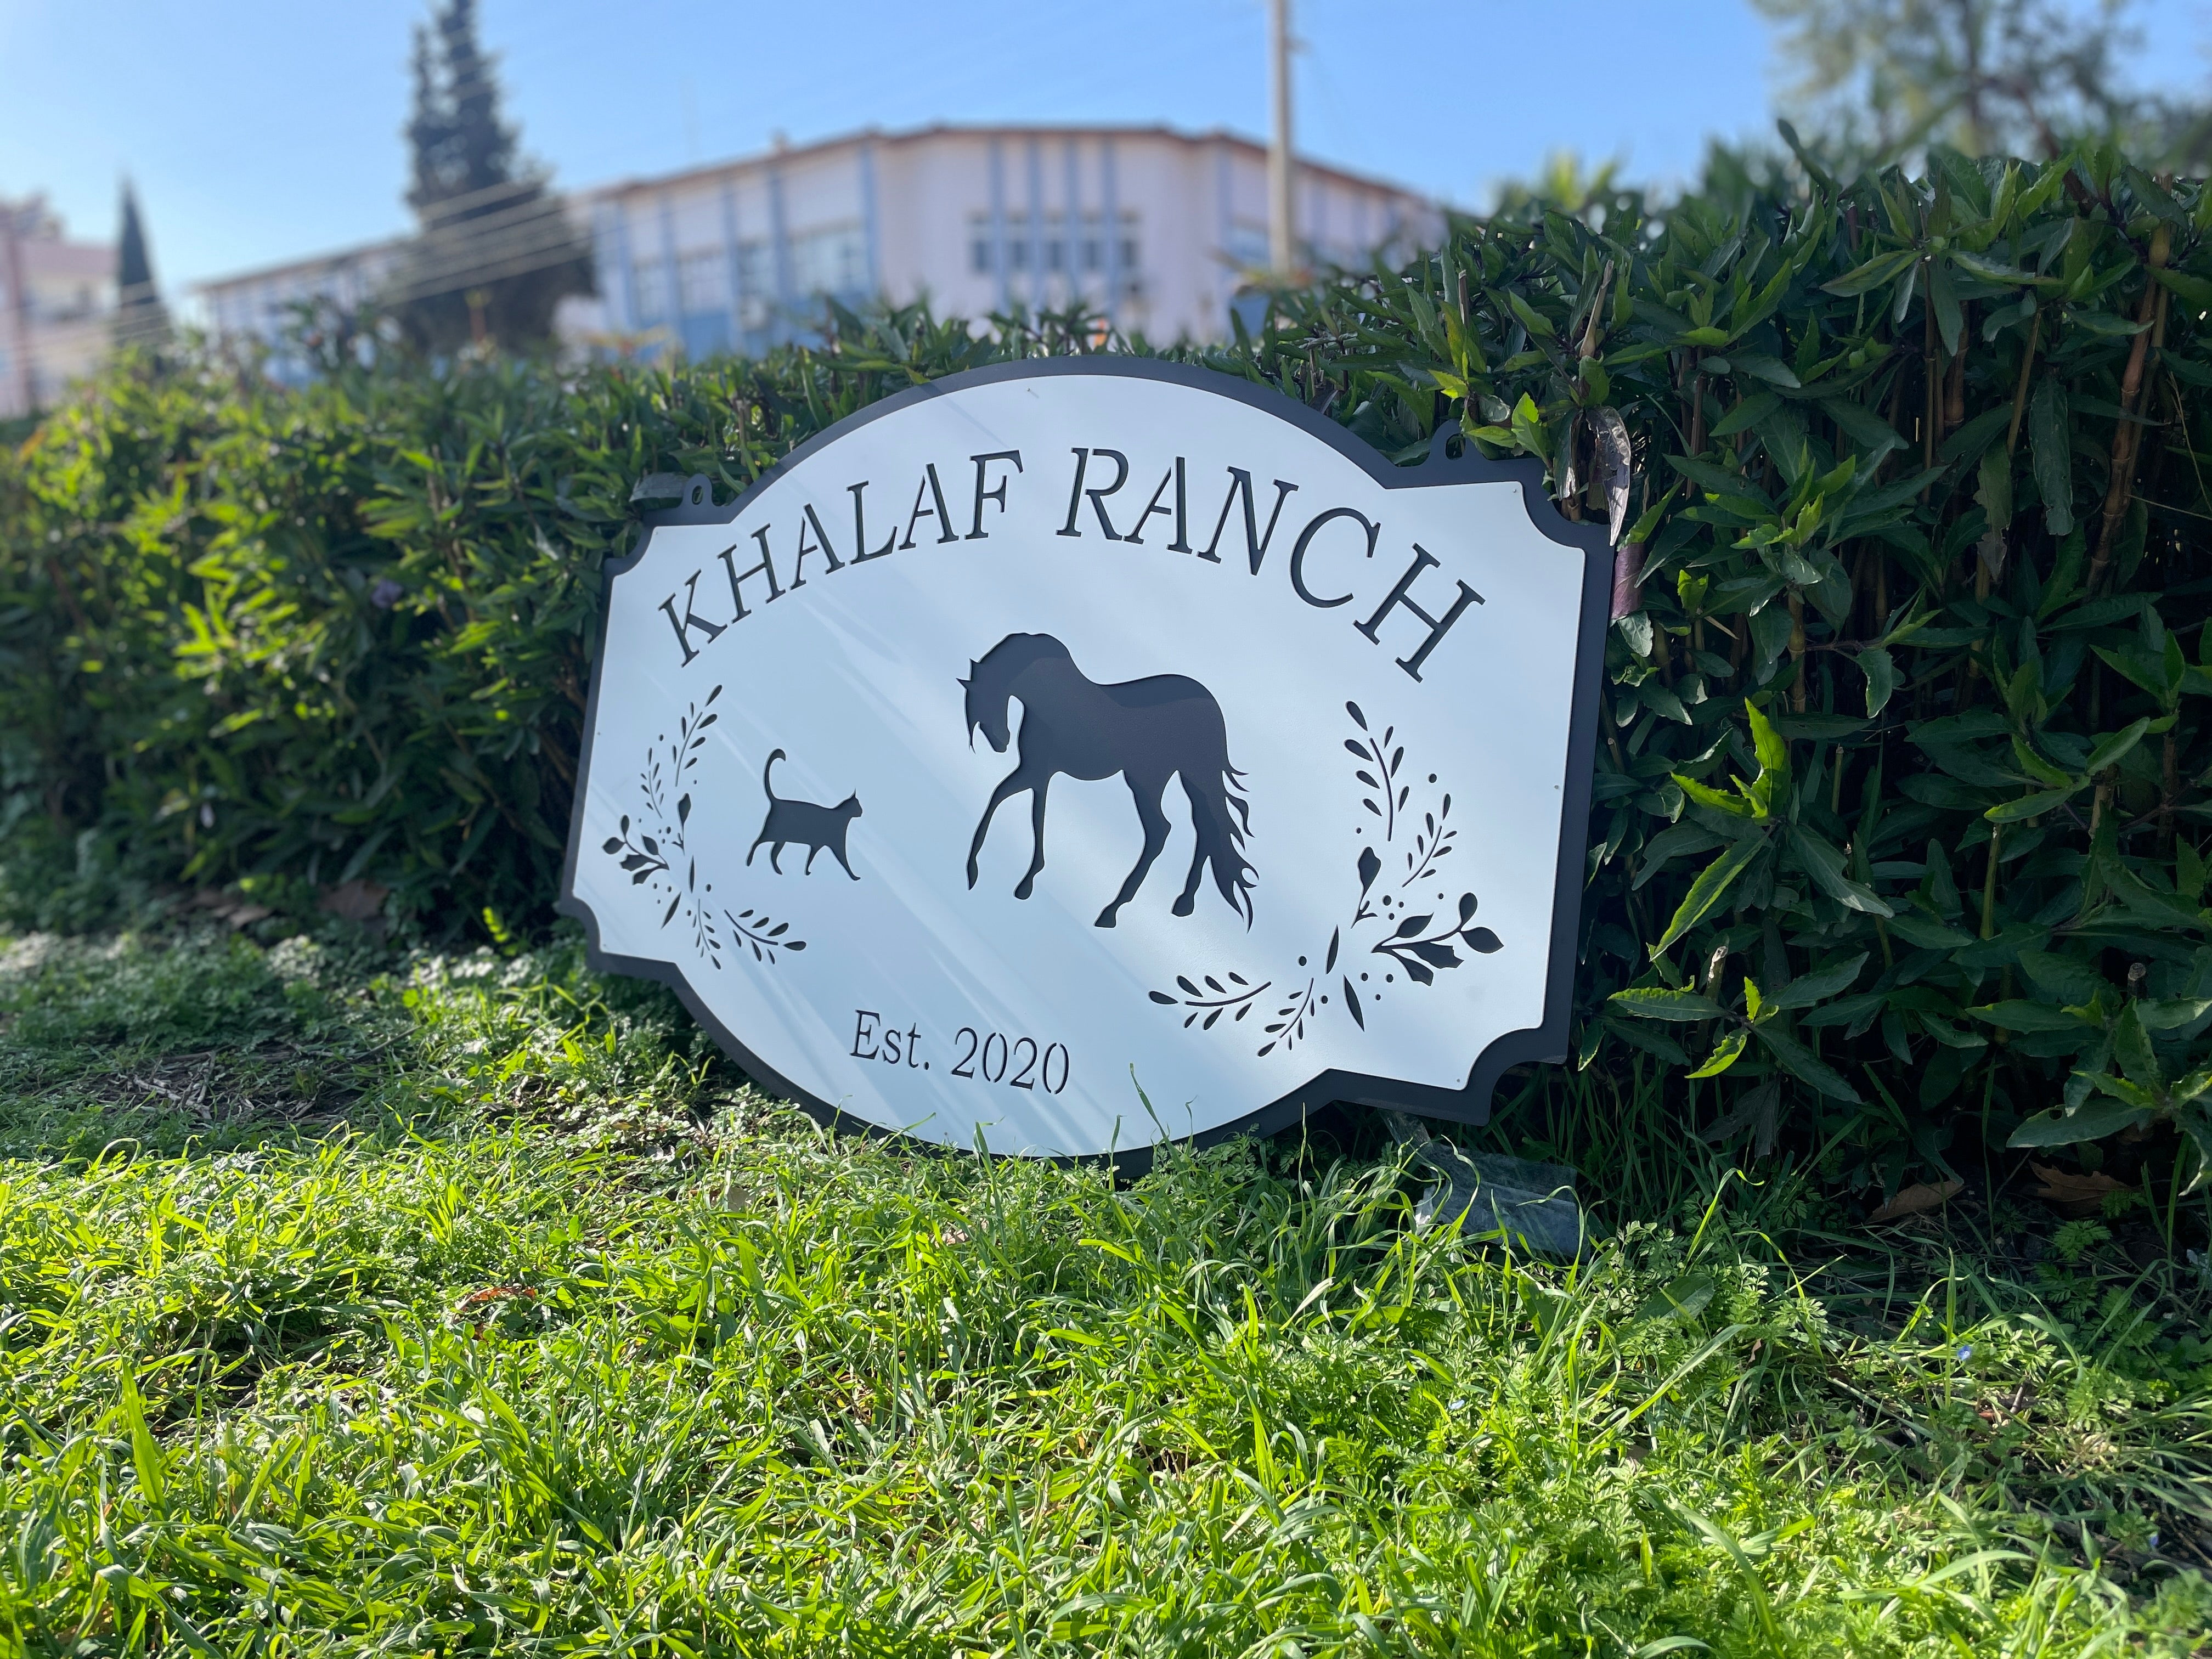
[657,447,1486,681]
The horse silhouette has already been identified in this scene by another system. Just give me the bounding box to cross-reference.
[961,633,1256,929]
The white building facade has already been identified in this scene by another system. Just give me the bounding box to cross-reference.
[195,124,1437,364]
[198,241,406,383]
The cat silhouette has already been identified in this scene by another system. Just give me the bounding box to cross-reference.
[747,749,862,878]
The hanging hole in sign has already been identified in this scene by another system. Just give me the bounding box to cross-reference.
[690,482,705,505]
[1445,434,1465,460]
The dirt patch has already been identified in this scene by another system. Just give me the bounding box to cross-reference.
[80,1042,366,1128]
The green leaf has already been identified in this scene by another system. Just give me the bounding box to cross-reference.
[1752,1024,1862,1102]
[1969,1000,2098,1034]
[2112,1003,2164,1093]
[2008,1098,2155,1147]
[1750,603,1794,685]
[2160,347,2212,389]
[1891,259,1920,326]
[2084,714,2157,776]
[1798,990,1888,1030]
[1510,392,1549,460]
[1823,247,1918,297]
[2153,266,2212,312]
[1888,912,1978,951]
[1668,454,1764,500]
[1974,444,2013,537]
[1623,483,1679,545]
[1686,1029,1748,1078]
[1822,397,1906,458]
[1641,681,1692,724]
[1831,469,1946,535]
[1928,258,1963,356]
[1674,772,1759,819]
[1657,831,1769,951]
[2071,311,2149,337]
[121,1370,168,1511]
[1940,405,2012,467]
[2172,1065,2212,1102]
[2086,1070,2162,1110]
[1788,826,1895,916]
[1859,646,1897,716]
[1728,352,1803,388]
[1762,952,1871,1011]
[1632,1272,1717,1323]
[1986,786,2084,824]
[1951,249,2044,285]
[2180,1103,2212,1193]
[1712,391,1783,439]
[1746,698,1789,780]
[1605,1017,1690,1066]
[1609,986,1727,1022]
[2141,997,2212,1032]
[1506,291,1558,340]
[2010,736,2072,788]
[2018,951,2110,1005]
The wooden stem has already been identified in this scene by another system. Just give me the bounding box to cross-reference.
[1981,821,2002,940]
[2089,224,2171,592]
[1921,275,1939,499]
[2005,308,2041,456]
[1788,589,1808,713]
[2161,726,2179,858]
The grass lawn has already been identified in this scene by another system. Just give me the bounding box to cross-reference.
[1,924,2209,1656]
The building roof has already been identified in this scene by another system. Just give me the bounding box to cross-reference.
[194,121,1432,296]
[194,235,407,296]
[576,122,1431,207]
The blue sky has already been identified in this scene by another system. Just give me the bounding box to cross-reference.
[2,0,2207,294]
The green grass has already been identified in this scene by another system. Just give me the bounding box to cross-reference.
[1,927,2208,1655]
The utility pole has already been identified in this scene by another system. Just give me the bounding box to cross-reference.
[1268,0,1295,277]
[1,198,34,416]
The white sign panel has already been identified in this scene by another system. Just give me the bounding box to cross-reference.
[561,360,1607,1160]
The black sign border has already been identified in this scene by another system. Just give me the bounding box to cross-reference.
[558,356,1610,1170]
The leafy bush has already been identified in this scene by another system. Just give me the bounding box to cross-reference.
[7,139,2212,1199]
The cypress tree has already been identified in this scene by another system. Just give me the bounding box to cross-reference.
[391,0,592,352]
[112,180,169,349]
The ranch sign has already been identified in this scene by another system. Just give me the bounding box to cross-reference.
[561,360,1608,1160]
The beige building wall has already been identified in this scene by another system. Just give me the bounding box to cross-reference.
[0,198,117,419]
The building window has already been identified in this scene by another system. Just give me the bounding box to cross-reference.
[735,240,770,304]
[791,224,866,297]
[678,250,727,315]
[1224,221,1268,272]
[630,258,669,324]
[969,210,1137,281]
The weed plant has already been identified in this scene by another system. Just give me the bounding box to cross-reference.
[1,926,2207,1654]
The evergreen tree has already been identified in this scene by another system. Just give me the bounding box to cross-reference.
[112,180,169,350]
[391,0,592,352]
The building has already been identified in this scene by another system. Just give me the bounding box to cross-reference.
[193,123,1438,366]
[0,197,116,419]
[198,239,407,383]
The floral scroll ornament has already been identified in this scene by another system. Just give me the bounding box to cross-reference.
[600,684,806,970]
[1152,701,1499,1056]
